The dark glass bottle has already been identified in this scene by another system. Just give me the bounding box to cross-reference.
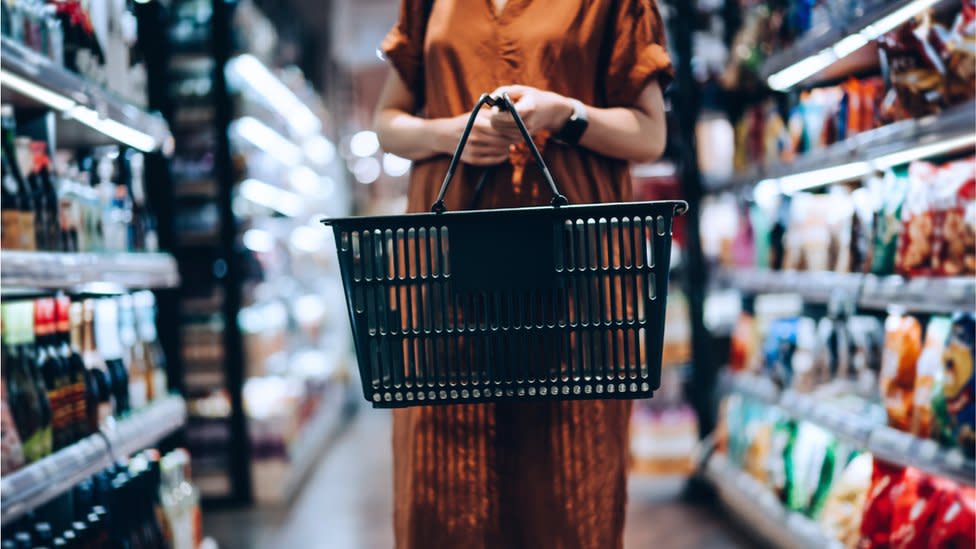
[35,299,69,450]
[81,301,111,430]
[2,145,25,250]
[2,302,46,463]
[94,299,129,417]
[14,136,39,250]
[30,141,62,251]
[2,106,35,250]
[33,522,54,546]
[25,300,53,458]
[2,539,16,549]
[13,532,32,549]
[58,297,90,444]
[86,512,109,549]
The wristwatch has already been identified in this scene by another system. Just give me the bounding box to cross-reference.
[553,98,589,145]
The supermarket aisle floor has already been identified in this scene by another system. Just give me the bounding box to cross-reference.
[205,408,755,549]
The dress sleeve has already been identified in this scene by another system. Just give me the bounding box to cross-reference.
[381,0,428,99]
[604,0,674,106]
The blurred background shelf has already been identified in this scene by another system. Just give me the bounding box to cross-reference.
[727,376,976,487]
[1,251,180,290]
[704,101,976,194]
[717,268,976,314]
[704,453,846,549]
[0,37,173,154]
[1,395,187,525]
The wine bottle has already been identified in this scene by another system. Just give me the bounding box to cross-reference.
[1,106,35,251]
[134,292,167,401]
[1,314,26,472]
[16,136,45,250]
[2,146,25,250]
[95,298,129,417]
[30,141,62,251]
[81,300,111,430]
[2,302,46,462]
[58,297,89,443]
[118,295,146,411]
[24,300,53,458]
[34,298,70,450]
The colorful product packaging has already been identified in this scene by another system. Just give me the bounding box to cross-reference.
[896,161,938,277]
[931,156,976,276]
[871,167,910,275]
[912,316,952,438]
[937,313,976,455]
[880,314,923,431]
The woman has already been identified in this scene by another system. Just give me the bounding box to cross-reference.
[373,1,673,547]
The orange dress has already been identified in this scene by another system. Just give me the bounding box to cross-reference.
[381,1,673,547]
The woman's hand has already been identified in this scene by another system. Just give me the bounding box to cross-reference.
[489,85,574,140]
[436,108,514,166]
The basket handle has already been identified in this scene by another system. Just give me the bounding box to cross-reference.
[431,92,569,214]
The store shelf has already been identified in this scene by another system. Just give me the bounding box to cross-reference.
[705,101,976,193]
[705,453,845,549]
[279,379,351,502]
[727,377,976,487]
[717,268,976,314]
[760,0,954,90]
[859,274,976,314]
[0,37,173,154]
[1,251,180,290]
[1,396,187,525]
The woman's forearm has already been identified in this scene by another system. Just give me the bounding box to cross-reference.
[576,104,666,164]
[375,109,455,161]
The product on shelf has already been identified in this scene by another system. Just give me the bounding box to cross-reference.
[938,312,976,454]
[944,0,976,105]
[880,314,923,432]
[4,447,203,549]
[0,323,27,473]
[931,156,976,276]
[818,452,872,547]
[58,296,90,444]
[912,316,952,438]
[1,301,50,463]
[1,105,36,251]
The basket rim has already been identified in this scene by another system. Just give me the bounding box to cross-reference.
[320,199,688,226]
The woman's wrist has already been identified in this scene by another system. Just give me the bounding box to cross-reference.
[430,116,464,155]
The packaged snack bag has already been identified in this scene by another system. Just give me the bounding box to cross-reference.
[931,156,976,276]
[820,453,873,548]
[764,317,802,387]
[768,418,796,503]
[889,468,949,549]
[938,313,976,454]
[881,315,924,431]
[912,316,952,438]
[943,0,976,105]
[929,484,976,548]
[878,13,948,119]
[896,161,938,277]
[859,460,905,549]
[786,422,836,516]
[850,315,886,399]
[729,312,756,373]
[871,167,910,275]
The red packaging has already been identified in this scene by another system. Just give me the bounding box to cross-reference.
[931,157,976,276]
[889,468,951,549]
[896,161,938,277]
[930,484,976,548]
[859,460,905,549]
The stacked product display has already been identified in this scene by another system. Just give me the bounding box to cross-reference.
[159,0,352,505]
[696,0,976,546]
[3,448,203,549]
[0,0,208,544]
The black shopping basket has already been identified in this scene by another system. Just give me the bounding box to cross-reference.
[323,93,687,408]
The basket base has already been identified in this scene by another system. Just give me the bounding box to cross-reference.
[365,386,656,409]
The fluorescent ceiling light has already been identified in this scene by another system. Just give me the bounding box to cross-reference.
[303,135,336,166]
[778,161,872,194]
[872,134,976,169]
[226,54,321,137]
[352,156,380,184]
[0,70,77,110]
[68,106,158,152]
[239,178,304,217]
[768,0,942,91]
[350,130,379,158]
[243,228,275,253]
[382,153,411,177]
[231,116,303,166]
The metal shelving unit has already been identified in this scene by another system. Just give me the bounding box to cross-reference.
[705,101,976,193]
[0,37,173,154]
[760,0,955,90]
[717,268,976,315]
[0,396,187,525]
[1,251,180,290]
[727,377,976,487]
[704,453,846,549]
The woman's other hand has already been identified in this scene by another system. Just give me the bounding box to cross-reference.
[440,108,513,166]
[488,85,573,140]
